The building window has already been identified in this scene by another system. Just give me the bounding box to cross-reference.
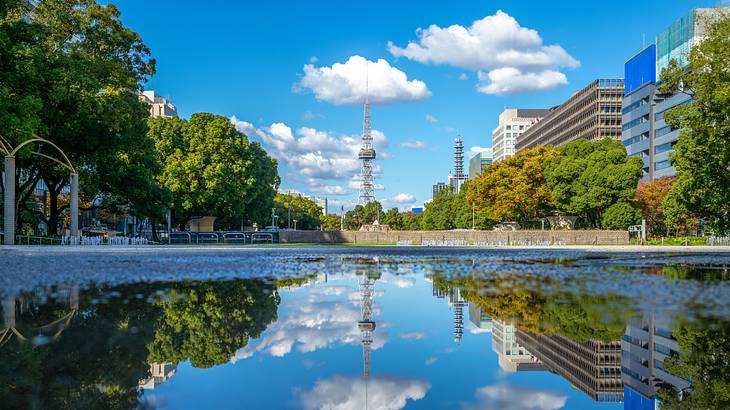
[506,125,511,130]
[655,160,672,171]
[655,142,674,154]
[622,115,649,131]
[656,125,678,138]
[519,125,524,130]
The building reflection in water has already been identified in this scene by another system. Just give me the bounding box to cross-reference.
[139,362,178,390]
[621,314,692,409]
[492,319,546,373]
[516,330,624,402]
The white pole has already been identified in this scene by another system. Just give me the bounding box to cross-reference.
[70,172,79,238]
[3,156,15,245]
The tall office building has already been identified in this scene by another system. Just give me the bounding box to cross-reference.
[432,182,447,200]
[492,109,549,162]
[139,90,178,118]
[621,314,692,408]
[516,330,624,402]
[468,149,493,180]
[491,320,545,372]
[622,8,727,181]
[516,80,624,152]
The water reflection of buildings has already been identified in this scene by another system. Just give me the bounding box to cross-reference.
[431,281,467,344]
[139,363,178,390]
[492,320,545,372]
[622,315,691,409]
[468,304,493,332]
[516,330,624,402]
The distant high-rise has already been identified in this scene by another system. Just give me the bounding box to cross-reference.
[468,149,493,180]
[492,109,549,162]
[432,182,447,200]
[516,80,624,152]
[450,137,468,193]
[139,90,177,118]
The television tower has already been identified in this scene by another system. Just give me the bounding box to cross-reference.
[358,274,376,380]
[451,136,466,193]
[358,67,376,204]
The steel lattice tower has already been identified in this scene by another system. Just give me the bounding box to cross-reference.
[358,274,376,380]
[358,73,376,204]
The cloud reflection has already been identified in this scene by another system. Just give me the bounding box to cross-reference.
[463,384,567,410]
[300,376,431,410]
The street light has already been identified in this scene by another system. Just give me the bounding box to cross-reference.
[472,202,475,230]
[293,219,297,231]
[287,199,292,230]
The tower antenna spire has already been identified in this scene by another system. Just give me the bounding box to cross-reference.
[358,60,376,204]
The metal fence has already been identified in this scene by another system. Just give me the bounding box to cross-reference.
[708,236,730,246]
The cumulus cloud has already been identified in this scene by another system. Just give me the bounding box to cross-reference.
[232,286,387,361]
[425,357,438,365]
[391,193,416,204]
[400,139,427,149]
[300,376,431,410]
[299,55,431,105]
[231,117,388,195]
[458,73,469,81]
[463,384,568,410]
[388,11,578,95]
[425,114,438,123]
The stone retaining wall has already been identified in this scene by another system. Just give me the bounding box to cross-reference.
[279,230,629,245]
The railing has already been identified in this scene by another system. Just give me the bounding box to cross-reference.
[13,235,63,245]
[251,233,274,244]
[61,236,150,246]
[708,236,730,246]
[169,232,192,244]
[223,232,248,244]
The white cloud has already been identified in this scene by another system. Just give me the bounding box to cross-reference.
[425,357,438,365]
[400,139,427,149]
[232,286,387,361]
[476,68,567,95]
[425,114,438,123]
[458,73,469,81]
[398,331,426,341]
[468,146,492,158]
[231,117,389,195]
[391,193,416,204]
[300,376,430,410]
[303,111,316,121]
[299,55,431,105]
[309,56,319,64]
[388,11,578,95]
[463,384,568,410]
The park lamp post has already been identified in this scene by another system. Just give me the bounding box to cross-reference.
[293,219,297,231]
[1,136,78,245]
[287,199,291,230]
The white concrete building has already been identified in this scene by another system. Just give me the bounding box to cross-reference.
[139,90,178,118]
[492,109,549,163]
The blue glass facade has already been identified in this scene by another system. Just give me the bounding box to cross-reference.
[624,45,656,95]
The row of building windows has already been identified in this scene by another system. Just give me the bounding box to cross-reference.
[506,124,528,131]
[655,160,672,170]
[656,125,679,138]
[655,142,674,154]
[623,132,650,147]
[655,99,692,121]
[622,115,649,131]
[622,97,649,114]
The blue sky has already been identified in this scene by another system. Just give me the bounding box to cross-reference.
[111,0,719,212]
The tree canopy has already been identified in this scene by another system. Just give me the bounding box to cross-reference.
[468,146,557,224]
[273,193,322,230]
[149,114,279,229]
[543,138,643,228]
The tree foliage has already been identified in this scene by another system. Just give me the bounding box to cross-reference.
[543,138,643,228]
[468,147,557,224]
[422,184,483,230]
[149,114,279,229]
[344,201,384,230]
[635,176,676,236]
[659,12,730,233]
[274,193,322,230]
[147,280,280,368]
[319,214,341,231]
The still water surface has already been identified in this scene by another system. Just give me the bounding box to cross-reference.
[1,247,729,409]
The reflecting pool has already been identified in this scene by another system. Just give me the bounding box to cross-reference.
[1,247,729,409]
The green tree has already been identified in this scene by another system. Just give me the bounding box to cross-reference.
[468,146,557,225]
[319,214,341,231]
[543,138,643,228]
[149,114,279,229]
[382,207,404,230]
[401,211,423,230]
[658,13,730,233]
[147,280,280,369]
[16,0,162,235]
[344,201,384,230]
[601,202,641,230]
[274,193,322,230]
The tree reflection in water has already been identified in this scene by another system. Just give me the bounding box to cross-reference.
[0,279,282,409]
